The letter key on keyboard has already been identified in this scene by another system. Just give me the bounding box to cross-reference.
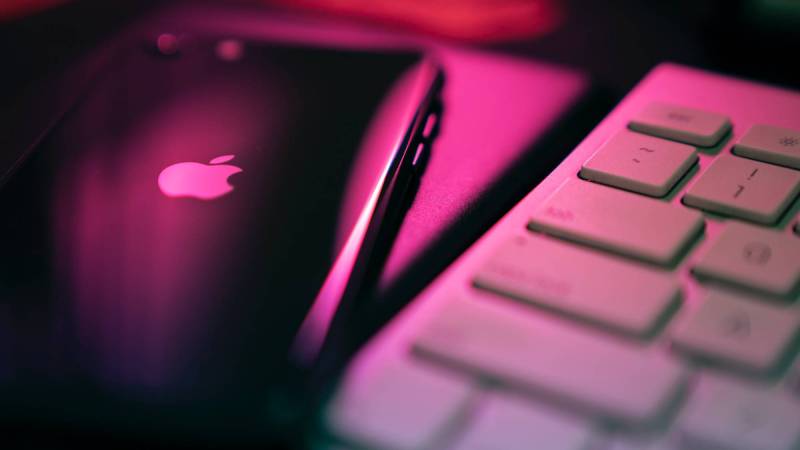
[413,298,685,425]
[327,358,472,450]
[528,179,704,265]
[671,290,800,373]
[733,124,800,170]
[683,154,800,224]
[473,234,679,336]
[677,374,800,450]
[693,221,800,296]
[580,130,697,197]
[451,394,592,450]
[629,102,731,147]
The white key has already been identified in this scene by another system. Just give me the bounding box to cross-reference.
[734,124,800,170]
[413,298,685,425]
[474,234,680,336]
[693,221,800,296]
[683,154,800,224]
[671,290,800,372]
[580,130,697,197]
[451,393,592,450]
[327,357,472,450]
[783,359,800,399]
[678,373,800,450]
[605,433,680,450]
[528,179,704,265]
[629,103,731,147]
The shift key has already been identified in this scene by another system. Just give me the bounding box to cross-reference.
[474,234,680,336]
[413,298,685,425]
[528,179,704,265]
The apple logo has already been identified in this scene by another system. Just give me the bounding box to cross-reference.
[158,154,243,200]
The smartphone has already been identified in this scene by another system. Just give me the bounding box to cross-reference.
[0,34,442,445]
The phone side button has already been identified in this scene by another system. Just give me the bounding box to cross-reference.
[412,142,427,168]
[423,113,439,140]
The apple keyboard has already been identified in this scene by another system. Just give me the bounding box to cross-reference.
[323,64,800,450]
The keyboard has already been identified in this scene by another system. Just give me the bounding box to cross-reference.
[322,64,800,450]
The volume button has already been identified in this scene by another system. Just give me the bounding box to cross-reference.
[412,142,427,168]
[422,113,439,140]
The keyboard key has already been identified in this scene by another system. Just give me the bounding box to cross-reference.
[629,103,731,147]
[734,124,800,169]
[671,290,799,373]
[452,393,592,450]
[473,234,680,336]
[693,221,800,296]
[528,179,704,265]
[783,360,800,399]
[604,433,680,450]
[678,373,800,450]
[413,298,685,425]
[580,130,697,197]
[683,154,800,224]
[327,357,472,450]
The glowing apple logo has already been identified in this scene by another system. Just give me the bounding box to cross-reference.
[158,154,242,200]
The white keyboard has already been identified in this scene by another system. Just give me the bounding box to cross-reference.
[324,64,800,450]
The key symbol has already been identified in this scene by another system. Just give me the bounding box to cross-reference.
[667,112,692,122]
[545,207,573,221]
[778,136,799,147]
[720,311,751,339]
[632,147,654,164]
[742,242,771,265]
[738,406,765,432]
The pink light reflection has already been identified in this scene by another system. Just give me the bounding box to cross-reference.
[55,67,282,388]
[157,159,242,200]
[291,165,388,365]
[291,60,435,364]
[209,154,236,164]
[379,48,589,290]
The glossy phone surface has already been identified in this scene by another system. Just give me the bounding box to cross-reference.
[0,36,440,441]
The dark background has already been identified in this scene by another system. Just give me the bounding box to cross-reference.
[2,0,799,194]
[2,0,799,111]
[3,0,799,218]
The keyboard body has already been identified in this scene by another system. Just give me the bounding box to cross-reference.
[324,64,800,449]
